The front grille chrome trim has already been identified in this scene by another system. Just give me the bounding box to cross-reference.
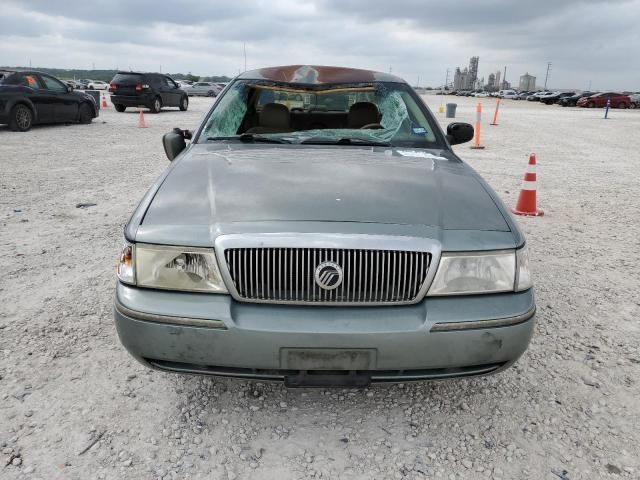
[215,234,441,306]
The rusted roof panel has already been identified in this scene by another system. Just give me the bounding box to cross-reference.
[237,65,406,84]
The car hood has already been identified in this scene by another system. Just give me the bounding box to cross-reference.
[140,144,510,235]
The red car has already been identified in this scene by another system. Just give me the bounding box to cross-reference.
[577,92,630,108]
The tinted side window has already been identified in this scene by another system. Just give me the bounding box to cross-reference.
[21,74,41,88]
[40,75,67,92]
[165,77,177,88]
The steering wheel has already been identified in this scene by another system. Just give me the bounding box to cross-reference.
[359,123,383,130]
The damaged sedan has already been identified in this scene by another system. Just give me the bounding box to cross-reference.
[114,65,535,387]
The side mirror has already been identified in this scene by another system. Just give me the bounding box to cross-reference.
[446,122,474,145]
[66,85,73,92]
[162,128,191,161]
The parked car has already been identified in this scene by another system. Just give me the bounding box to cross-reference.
[576,92,631,108]
[177,80,194,88]
[109,71,189,113]
[183,81,222,97]
[558,92,594,107]
[498,89,518,99]
[627,93,639,108]
[0,70,98,131]
[114,64,536,387]
[65,80,84,90]
[473,91,490,98]
[526,91,550,101]
[514,91,531,100]
[87,80,109,90]
[540,91,575,105]
[77,79,92,89]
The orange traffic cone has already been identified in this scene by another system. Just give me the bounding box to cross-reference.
[101,93,108,108]
[511,154,544,216]
[470,102,485,149]
[137,110,148,128]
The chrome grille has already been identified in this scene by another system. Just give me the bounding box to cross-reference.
[223,248,431,305]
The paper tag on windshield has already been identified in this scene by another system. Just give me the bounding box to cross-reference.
[396,150,447,161]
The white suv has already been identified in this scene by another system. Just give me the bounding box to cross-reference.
[498,89,518,99]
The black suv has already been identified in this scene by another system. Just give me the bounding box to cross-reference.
[109,72,188,113]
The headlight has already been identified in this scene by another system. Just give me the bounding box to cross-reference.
[117,242,227,293]
[427,250,516,296]
[136,244,227,293]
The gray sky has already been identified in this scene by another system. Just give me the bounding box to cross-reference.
[2,0,639,90]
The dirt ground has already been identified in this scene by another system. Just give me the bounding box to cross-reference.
[1,93,639,480]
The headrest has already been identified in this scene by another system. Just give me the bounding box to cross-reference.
[259,103,290,128]
[348,102,380,128]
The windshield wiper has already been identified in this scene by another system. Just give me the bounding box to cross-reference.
[207,133,291,144]
[300,137,392,147]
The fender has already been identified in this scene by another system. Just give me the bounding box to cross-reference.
[79,99,98,119]
[4,96,39,122]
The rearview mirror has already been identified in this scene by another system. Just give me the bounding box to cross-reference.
[446,122,474,145]
[162,128,192,161]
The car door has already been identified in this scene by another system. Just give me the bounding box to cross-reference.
[160,76,180,106]
[195,82,208,95]
[14,73,49,122]
[38,74,78,122]
[154,75,170,106]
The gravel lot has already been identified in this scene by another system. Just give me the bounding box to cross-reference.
[1,94,639,480]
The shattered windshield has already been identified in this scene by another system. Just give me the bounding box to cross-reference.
[198,80,441,148]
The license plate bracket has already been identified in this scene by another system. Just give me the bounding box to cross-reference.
[281,348,376,370]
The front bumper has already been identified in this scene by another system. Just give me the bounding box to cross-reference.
[114,282,536,383]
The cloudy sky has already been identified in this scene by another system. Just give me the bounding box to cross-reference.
[2,0,639,90]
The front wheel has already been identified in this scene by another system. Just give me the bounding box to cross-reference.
[78,103,93,124]
[179,96,189,111]
[587,102,595,108]
[9,104,33,132]
[149,97,162,114]
[207,90,215,97]
[114,104,126,112]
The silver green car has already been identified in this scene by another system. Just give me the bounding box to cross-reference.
[114,65,535,387]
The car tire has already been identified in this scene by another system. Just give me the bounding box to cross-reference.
[78,103,93,124]
[179,96,189,111]
[114,104,126,112]
[587,102,595,108]
[207,90,215,97]
[9,104,33,132]
[149,97,162,114]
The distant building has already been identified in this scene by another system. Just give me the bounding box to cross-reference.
[468,56,479,88]
[487,70,502,90]
[453,67,469,90]
[500,80,511,90]
[453,56,480,90]
[519,73,536,91]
